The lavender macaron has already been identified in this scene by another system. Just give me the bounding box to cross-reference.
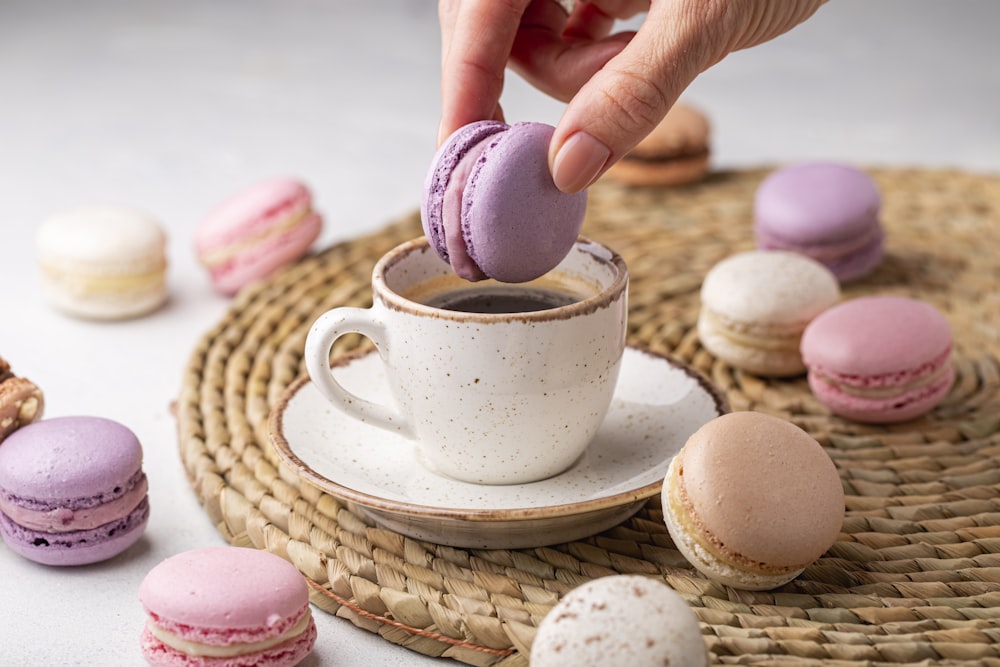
[0,416,150,566]
[421,121,587,283]
[754,162,884,282]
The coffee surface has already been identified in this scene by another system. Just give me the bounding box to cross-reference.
[423,286,579,314]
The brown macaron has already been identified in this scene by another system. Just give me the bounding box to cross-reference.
[604,102,711,186]
[0,357,44,443]
[662,411,844,590]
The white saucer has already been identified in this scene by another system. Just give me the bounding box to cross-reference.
[269,346,727,549]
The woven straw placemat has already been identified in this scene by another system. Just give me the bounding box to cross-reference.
[176,167,1000,666]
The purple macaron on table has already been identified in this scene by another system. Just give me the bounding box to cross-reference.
[754,161,885,283]
[0,416,150,566]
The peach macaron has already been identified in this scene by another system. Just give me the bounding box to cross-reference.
[603,102,711,187]
[662,412,844,590]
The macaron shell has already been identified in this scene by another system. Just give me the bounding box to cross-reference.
[700,251,840,325]
[754,162,881,244]
[420,120,508,260]
[40,280,169,320]
[807,363,955,424]
[195,178,313,249]
[531,575,709,666]
[815,230,884,283]
[38,205,167,272]
[0,416,143,503]
[140,620,317,667]
[0,497,149,566]
[462,122,586,283]
[801,296,952,376]
[139,547,309,644]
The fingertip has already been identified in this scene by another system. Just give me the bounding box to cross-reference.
[550,131,611,193]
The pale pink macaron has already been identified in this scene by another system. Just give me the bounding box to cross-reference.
[195,178,322,295]
[800,295,955,423]
[139,546,317,666]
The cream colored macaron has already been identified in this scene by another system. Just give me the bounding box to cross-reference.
[37,205,168,320]
[531,575,709,666]
[697,250,840,376]
[662,412,844,591]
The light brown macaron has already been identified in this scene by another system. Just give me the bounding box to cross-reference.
[603,102,711,186]
[0,357,44,443]
[662,411,844,590]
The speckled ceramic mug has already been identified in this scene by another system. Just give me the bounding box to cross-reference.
[304,236,628,485]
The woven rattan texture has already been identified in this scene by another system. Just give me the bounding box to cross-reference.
[177,168,1000,666]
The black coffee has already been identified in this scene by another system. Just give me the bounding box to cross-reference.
[423,286,580,314]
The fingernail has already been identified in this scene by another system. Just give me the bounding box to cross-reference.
[552,132,611,193]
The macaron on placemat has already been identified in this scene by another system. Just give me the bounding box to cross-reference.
[176,166,1000,665]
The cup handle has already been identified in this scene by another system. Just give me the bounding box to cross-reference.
[304,307,416,439]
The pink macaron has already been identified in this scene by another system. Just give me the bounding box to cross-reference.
[800,295,955,423]
[0,416,150,566]
[421,121,587,283]
[754,162,884,283]
[139,546,317,667]
[195,178,323,295]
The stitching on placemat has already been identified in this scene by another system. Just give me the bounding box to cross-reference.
[305,576,516,657]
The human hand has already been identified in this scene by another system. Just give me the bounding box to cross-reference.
[437,0,827,192]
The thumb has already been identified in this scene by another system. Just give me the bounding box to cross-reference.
[549,3,715,193]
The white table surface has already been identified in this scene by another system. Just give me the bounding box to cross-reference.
[1,1,998,664]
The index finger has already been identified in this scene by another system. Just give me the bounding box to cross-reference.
[438,0,533,144]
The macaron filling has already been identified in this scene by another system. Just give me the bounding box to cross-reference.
[145,607,313,658]
[441,138,491,281]
[198,204,317,268]
[758,222,883,263]
[811,347,953,398]
[0,496,149,550]
[700,309,803,351]
[40,262,167,293]
[0,473,148,531]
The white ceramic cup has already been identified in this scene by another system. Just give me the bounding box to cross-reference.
[304,236,628,485]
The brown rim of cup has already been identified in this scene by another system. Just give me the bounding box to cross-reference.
[374,236,628,323]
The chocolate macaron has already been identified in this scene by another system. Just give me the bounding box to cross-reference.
[604,102,711,186]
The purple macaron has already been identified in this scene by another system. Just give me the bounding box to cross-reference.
[0,416,150,566]
[420,121,587,283]
[754,162,884,283]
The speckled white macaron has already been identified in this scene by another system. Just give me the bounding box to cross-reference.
[531,575,709,666]
[37,205,168,320]
[697,250,840,376]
